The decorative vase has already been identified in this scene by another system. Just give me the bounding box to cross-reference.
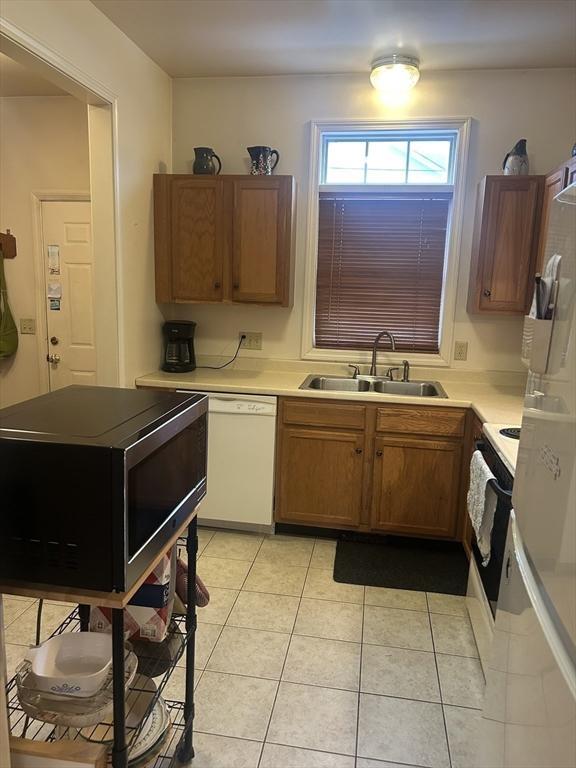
[502,139,529,175]
[192,147,222,175]
[247,146,280,175]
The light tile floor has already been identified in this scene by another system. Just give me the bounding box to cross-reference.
[2,528,485,768]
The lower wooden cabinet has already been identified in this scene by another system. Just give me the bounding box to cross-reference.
[370,435,462,537]
[275,397,468,540]
[276,427,364,528]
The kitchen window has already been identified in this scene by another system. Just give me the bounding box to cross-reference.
[303,119,470,362]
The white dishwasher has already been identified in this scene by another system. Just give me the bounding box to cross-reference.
[179,392,277,532]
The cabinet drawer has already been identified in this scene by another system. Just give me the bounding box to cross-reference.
[376,405,466,437]
[282,399,366,430]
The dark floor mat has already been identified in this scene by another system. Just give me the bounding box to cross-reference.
[334,536,469,595]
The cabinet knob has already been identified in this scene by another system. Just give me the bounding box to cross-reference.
[355,447,363,455]
[233,282,239,290]
[214,281,221,289]
[483,288,491,297]
[376,450,383,457]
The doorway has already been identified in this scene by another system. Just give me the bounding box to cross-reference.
[40,200,96,390]
[0,38,119,406]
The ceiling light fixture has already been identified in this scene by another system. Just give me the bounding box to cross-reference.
[370,54,420,94]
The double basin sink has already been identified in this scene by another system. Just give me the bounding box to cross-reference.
[300,374,447,398]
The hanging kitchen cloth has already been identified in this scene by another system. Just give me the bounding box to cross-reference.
[467,450,497,565]
[0,253,18,359]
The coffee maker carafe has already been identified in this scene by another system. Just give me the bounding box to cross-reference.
[162,321,196,372]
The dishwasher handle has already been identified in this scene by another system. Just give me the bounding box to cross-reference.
[175,390,277,415]
[210,396,276,416]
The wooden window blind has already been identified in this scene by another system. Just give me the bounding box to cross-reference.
[315,192,452,353]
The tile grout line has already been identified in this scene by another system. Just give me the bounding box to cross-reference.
[426,591,453,768]
[197,532,268,677]
[256,537,317,768]
[183,663,482,707]
[354,583,366,767]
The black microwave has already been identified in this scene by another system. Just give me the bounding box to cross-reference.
[0,386,208,593]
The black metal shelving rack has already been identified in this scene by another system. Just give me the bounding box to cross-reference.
[5,519,198,768]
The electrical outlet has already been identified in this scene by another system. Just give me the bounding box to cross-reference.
[454,340,468,361]
[20,318,36,335]
[239,331,262,351]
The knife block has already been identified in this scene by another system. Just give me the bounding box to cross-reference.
[522,316,553,374]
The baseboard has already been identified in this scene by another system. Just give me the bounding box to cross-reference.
[197,518,274,535]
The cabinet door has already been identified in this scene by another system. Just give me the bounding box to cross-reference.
[170,178,225,301]
[536,166,567,273]
[276,427,364,528]
[232,177,292,305]
[468,176,543,314]
[371,435,462,537]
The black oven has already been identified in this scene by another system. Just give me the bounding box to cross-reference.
[0,386,207,593]
[473,436,514,617]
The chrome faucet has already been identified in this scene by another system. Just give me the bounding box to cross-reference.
[402,360,410,382]
[369,330,396,376]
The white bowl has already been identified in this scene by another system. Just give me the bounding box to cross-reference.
[26,632,112,698]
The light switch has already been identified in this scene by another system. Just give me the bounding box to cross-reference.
[20,318,36,335]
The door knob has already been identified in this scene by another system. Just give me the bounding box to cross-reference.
[46,353,61,364]
[50,336,59,346]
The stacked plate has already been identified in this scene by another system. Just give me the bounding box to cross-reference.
[79,675,170,766]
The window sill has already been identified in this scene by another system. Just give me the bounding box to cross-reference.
[301,347,451,368]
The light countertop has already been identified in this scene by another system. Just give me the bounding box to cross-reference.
[136,367,525,428]
[483,423,521,475]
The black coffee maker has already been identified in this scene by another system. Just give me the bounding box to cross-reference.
[162,321,196,373]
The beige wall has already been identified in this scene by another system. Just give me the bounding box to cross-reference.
[0,96,90,407]
[1,0,172,387]
[172,68,576,372]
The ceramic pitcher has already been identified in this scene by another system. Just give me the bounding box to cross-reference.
[247,146,280,175]
[193,147,222,175]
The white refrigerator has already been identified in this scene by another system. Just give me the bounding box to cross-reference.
[478,183,576,767]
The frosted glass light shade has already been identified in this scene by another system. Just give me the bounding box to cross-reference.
[370,55,420,94]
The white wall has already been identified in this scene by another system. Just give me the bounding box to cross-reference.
[1,0,172,387]
[172,68,576,372]
[0,96,90,407]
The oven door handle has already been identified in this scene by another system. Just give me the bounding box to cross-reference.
[474,440,513,500]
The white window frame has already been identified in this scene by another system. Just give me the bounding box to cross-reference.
[301,117,472,367]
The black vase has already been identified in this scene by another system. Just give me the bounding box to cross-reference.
[193,147,222,175]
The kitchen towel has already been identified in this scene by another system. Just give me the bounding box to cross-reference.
[467,450,497,565]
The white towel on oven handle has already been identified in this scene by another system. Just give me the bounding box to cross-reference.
[467,450,498,566]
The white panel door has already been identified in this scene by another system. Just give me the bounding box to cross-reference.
[41,201,96,390]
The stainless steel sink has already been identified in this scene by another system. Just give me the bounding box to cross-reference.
[303,376,371,392]
[299,374,447,398]
[372,380,447,397]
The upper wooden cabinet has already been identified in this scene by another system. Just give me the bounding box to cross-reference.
[536,156,576,273]
[467,175,544,314]
[154,174,294,306]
